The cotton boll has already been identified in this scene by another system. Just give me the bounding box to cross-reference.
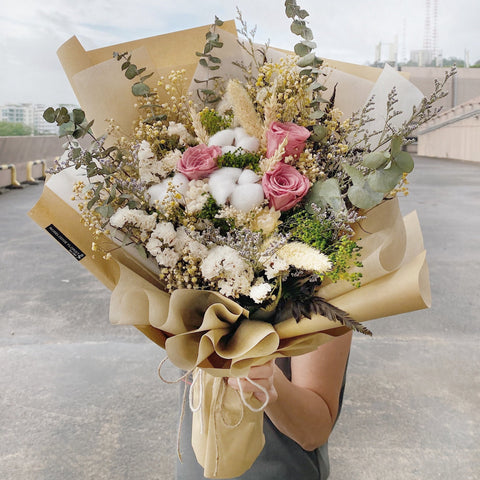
[208,169,240,204]
[236,136,260,153]
[234,127,248,141]
[171,173,189,196]
[209,167,242,183]
[147,173,188,206]
[147,183,168,206]
[222,145,238,155]
[208,129,236,147]
[230,183,265,211]
[238,169,261,185]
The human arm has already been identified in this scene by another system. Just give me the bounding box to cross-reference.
[227,330,352,451]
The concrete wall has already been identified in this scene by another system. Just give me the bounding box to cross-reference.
[417,97,480,162]
[0,136,64,187]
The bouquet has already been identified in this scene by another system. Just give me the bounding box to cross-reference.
[30,1,450,477]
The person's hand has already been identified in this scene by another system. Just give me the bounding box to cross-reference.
[227,360,278,405]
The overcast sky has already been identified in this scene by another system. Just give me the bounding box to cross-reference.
[1,0,478,105]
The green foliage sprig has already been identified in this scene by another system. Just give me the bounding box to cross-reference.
[43,107,93,139]
[284,0,328,127]
[324,236,363,288]
[113,52,166,125]
[200,109,233,135]
[113,51,154,97]
[217,150,261,171]
[194,17,225,105]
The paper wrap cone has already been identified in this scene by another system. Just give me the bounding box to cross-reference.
[30,21,430,479]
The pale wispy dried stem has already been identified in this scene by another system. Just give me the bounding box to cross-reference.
[227,80,264,140]
[189,107,209,145]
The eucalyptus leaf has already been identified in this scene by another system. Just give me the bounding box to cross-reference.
[311,124,327,142]
[125,64,138,79]
[131,82,150,96]
[43,107,56,123]
[135,244,148,259]
[291,20,306,35]
[298,9,310,19]
[362,151,390,170]
[199,58,208,68]
[297,52,315,67]
[305,178,345,213]
[72,109,85,125]
[294,43,312,56]
[367,165,403,193]
[302,28,314,41]
[390,135,403,157]
[394,151,414,173]
[309,110,325,120]
[347,184,384,209]
[209,56,221,63]
[342,163,365,185]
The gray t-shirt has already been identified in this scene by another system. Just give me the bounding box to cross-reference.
[176,357,346,480]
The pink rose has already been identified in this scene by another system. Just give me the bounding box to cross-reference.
[266,121,310,159]
[177,144,221,180]
[262,162,310,211]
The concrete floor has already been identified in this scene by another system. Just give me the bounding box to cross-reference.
[1,156,479,479]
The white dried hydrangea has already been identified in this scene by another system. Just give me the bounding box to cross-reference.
[185,179,210,214]
[261,253,289,280]
[109,207,157,232]
[249,282,273,304]
[167,122,195,146]
[201,245,254,297]
[138,140,181,183]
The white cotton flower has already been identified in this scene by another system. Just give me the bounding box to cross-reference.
[209,127,259,153]
[230,184,264,212]
[208,168,242,205]
[147,173,189,207]
[209,129,236,147]
[208,167,264,212]
[249,283,273,304]
[277,242,332,274]
[238,169,261,185]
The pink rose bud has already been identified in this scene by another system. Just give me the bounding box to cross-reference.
[266,121,310,159]
[262,162,311,211]
[177,144,222,180]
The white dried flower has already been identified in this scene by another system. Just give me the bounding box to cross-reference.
[110,207,157,232]
[249,282,272,303]
[276,242,332,273]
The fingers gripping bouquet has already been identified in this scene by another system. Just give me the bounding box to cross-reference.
[30,1,450,477]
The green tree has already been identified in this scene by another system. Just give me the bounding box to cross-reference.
[0,121,32,136]
[472,60,480,68]
[442,57,465,67]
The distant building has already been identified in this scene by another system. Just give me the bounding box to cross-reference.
[0,103,77,135]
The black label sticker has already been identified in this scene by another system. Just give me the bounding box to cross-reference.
[46,224,86,261]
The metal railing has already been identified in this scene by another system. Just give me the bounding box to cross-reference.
[0,164,23,189]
